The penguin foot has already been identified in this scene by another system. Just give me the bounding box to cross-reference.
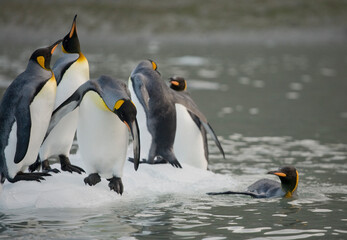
[42,160,60,174]
[28,159,41,173]
[59,155,85,174]
[155,156,182,168]
[8,172,51,183]
[84,173,101,186]
[108,177,123,195]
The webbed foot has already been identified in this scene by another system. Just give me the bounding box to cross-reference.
[42,159,60,174]
[8,172,51,183]
[84,173,101,186]
[108,177,123,195]
[60,155,85,174]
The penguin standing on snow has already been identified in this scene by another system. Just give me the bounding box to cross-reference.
[207,166,299,198]
[0,40,61,183]
[128,60,224,169]
[30,15,88,174]
[128,60,181,168]
[169,76,225,170]
[46,75,140,194]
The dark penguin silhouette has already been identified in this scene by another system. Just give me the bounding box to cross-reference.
[207,166,299,198]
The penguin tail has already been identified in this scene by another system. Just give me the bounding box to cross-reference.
[207,191,265,198]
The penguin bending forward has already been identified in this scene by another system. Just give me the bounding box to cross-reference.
[45,75,140,194]
[169,76,225,169]
[30,15,89,174]
[128,60,224,169]
[207,166,299,198]
[0,40,61,183]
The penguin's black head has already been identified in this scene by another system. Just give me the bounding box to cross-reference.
[62,15,80,54]
[30,40,62,70]
[268,166,299,197]
[113,99,137,138]
[169,76,187,91]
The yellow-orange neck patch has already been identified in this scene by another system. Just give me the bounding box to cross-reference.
[37,56,46,70]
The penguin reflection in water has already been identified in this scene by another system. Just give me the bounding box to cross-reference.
[0,41,61,183]
[128,60,224,170]
[207,166,299,198]
[46,75,140,194]
[30,15,88,174]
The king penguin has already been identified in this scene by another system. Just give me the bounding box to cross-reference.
[0,40,61,183]
[30,15,89,174]
[207,166,299,198]
[128,60,181,168]
[45,75,140,194]
[128,60,224,169]
[169,76,225,170]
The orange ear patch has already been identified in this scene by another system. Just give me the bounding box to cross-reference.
[151,61,157,70]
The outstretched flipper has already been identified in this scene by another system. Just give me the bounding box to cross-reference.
[207,191,266,198]
[45,81,99,140]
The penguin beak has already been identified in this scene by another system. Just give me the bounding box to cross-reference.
[170,80,180,86]
[267,171,287,177]
[50,40,62,54]
[70,15,78,38]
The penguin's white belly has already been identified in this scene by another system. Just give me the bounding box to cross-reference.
[128,79,152,160]
[40,60,89,159]
[6,79,56,178]
[40,109,78,159]
[173,104,207,170]
[77,92,128,179]
[54,60,89,108]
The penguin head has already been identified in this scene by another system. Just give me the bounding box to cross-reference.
[131,59,161,76]
[113,99,137,138]
[169,76,187,91]
[30,40,62,70]
[62,15,80,54]
[268,166,299,197]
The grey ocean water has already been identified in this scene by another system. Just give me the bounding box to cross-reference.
[0,1,347,239]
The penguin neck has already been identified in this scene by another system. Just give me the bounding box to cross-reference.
[27,60,53,77]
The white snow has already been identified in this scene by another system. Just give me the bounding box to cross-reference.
[0,151,235,210]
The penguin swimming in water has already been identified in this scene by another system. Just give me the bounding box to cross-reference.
[0,40,61,183]
[169,76,225,169]
[30,15,88,174]
[46,75,140,194]
[128,60,224,169]
[207,166,299,198]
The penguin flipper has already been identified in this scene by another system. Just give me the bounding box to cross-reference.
[206,191,266,198]
[45,81,97,140]
[131,74,150,111]
[53,53,79,85]
[188,111,225,159]
[131,119,140,171]
[14,103,32,164]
